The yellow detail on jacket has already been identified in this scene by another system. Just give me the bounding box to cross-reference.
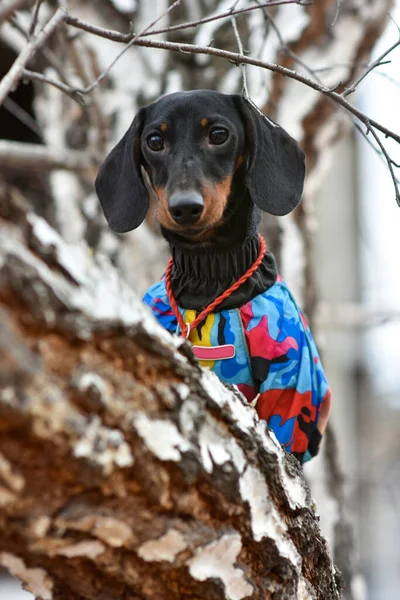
[185,310,215,369]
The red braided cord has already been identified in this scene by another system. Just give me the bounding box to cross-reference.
[165,234,267,338]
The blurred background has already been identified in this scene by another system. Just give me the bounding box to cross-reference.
[1,1,400,598]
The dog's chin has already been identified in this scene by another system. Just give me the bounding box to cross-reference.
[182,226,218,242]
[161,220,223,243]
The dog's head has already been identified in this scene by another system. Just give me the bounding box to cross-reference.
[95,90,306,240]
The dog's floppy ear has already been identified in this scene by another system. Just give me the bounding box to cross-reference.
[95,108,149,233]
[236,97,306,216]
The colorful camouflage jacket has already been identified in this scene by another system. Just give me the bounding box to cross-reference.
[143,276,330,463]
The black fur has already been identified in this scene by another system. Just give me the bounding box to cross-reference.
[235,97,306,216]
[95,90,306,235]
[95,108,148,233]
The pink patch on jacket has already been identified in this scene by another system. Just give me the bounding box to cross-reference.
[192,344,235,361]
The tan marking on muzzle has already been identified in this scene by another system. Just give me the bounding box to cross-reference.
[154,176,232,238]
[153,185,176,230]
[201,176,232,226]
[235,155,244,170]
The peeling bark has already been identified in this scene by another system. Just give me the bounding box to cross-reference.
[0,195,340,599]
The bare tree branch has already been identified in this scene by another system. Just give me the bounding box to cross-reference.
[0,0,33,26]
[256,1,324,84]
[230,16,249,98]
[2,2,397,205]
[63,28,399,146]
[256,3,399,205]
[66,39,110,153]
[367,125,400,204]
[344,22,400,97]
[22,66,83,100]
[354,122,400,175]
[22,68,85,104]
[0,140,99,172]
[63,1,311,44]
[9,10,81,87]
[0,6,374,207]
[141,0,312,39]
[0,7,67,106]
[67,0,184,96]
[27,0,44,38]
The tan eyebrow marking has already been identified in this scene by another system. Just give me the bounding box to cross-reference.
[200,118,208,127]
[160,123,167,132]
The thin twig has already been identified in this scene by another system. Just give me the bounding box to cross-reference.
[45,13,400,146]
[343,24,400,96]
[28,0,44,37]
[61,24,400,146]
[0,140,99,172]
[66,40,109,153]
[0,7,67,106]
[366,125,400,205]
[9,13,73,85]
[0,0,33,26]
[314,61,385,74]
[22,68,85,104]
[257,0,400,194]
[231,16,249,98]
[69,0,183,95]
[149,0,312,37]
[6,2,399,208]
[354,123,400,175]
[312,61,400,87]
[145,0,312,39]
[65,1,311,43]
[257,0,324,85]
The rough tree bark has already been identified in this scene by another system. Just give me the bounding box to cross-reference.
[0,193,340,599]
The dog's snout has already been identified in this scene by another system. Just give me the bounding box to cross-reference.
[169,192,204,225]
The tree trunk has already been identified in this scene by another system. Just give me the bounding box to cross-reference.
[0,193,340,600]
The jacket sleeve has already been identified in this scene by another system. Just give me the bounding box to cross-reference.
[239,281,331,463]
[142,280,178,334]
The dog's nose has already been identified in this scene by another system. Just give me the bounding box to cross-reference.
[169,192,204,225]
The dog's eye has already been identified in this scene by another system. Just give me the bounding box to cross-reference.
[209,127,229,145]
[146,134,164,151]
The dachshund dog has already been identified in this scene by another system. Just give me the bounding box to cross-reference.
[95,90,331,463]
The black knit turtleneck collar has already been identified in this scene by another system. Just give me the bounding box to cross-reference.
[169,234,277,311]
